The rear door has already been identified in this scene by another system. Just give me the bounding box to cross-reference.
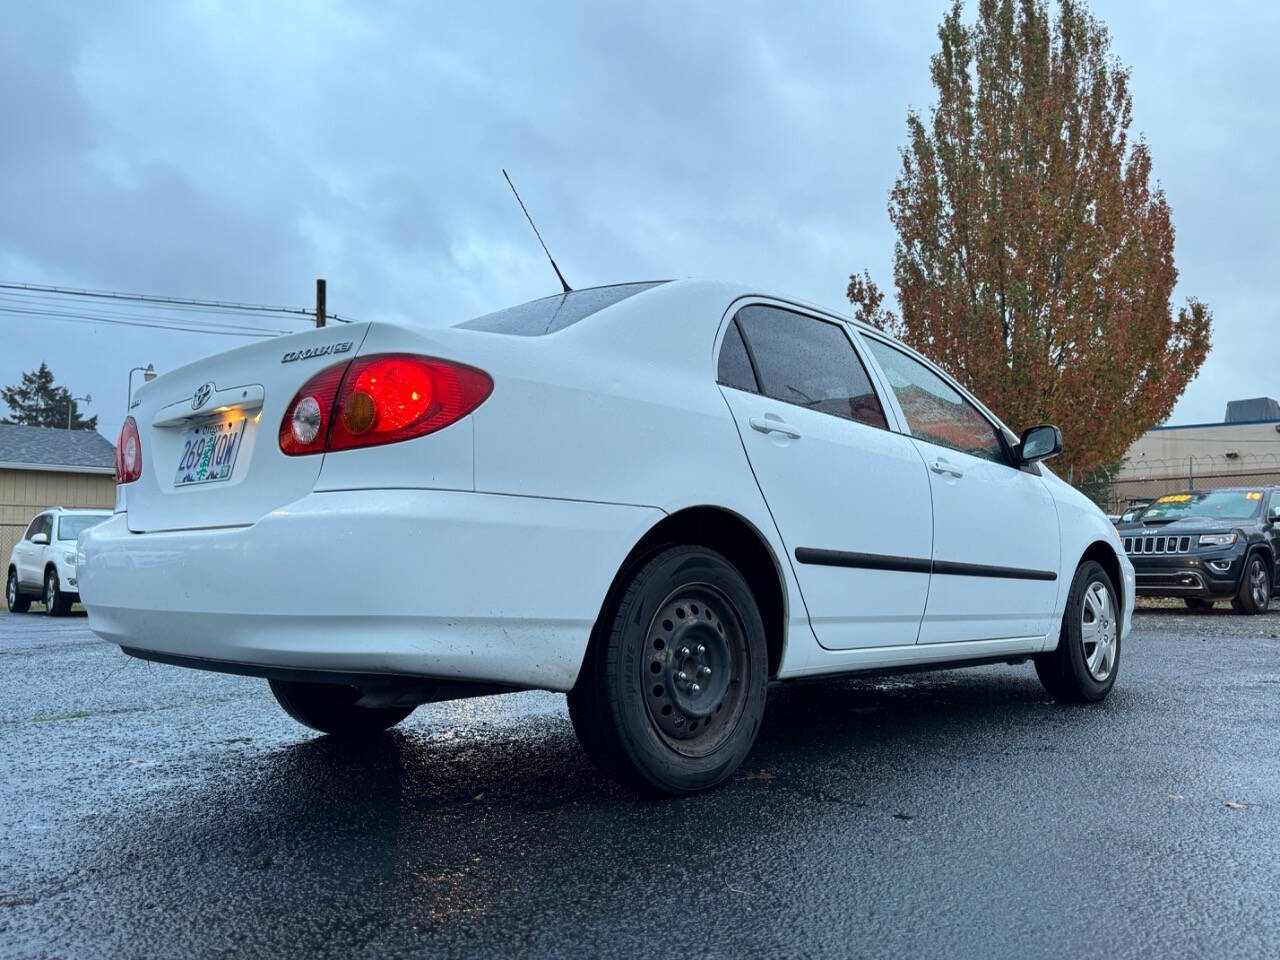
[860,335,1061,644]
[717,303,934,650]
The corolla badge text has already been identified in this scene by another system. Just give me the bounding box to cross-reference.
[281,342,353,364]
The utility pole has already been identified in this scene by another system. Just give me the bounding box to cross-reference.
[315,278,326,328]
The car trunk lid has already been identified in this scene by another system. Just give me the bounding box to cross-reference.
[124,324,372,532]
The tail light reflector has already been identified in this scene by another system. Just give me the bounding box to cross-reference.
[279,354,492,456]
[116,416,143,483]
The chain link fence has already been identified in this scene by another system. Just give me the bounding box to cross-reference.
[1078,458,1280,515]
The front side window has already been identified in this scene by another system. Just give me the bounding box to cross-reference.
[26,515,52,541]
[734,305,888,430]
[864,339,1007,464]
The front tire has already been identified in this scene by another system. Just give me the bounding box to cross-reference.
[6,568,31,614]
[1231,555,1271,615]
[44,570,72,617]
[568,545,769,794]
[1035,560,1121,703]
[268,679,414,736]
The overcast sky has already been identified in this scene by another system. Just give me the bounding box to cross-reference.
[1,1,1275,442]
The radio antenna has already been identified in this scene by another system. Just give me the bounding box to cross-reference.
[502,169,572,293]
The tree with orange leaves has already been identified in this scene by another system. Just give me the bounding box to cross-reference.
[849,0,1211,478]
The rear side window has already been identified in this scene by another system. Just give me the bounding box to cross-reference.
[457,281,668,336]
[734,305,888,430]
[864,338,1007,464]
[716,319,759,392]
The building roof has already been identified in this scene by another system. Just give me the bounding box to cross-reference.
[1225,397,1280,423]
[0,423,116,474]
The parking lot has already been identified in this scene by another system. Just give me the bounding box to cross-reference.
[1,606,1278,959]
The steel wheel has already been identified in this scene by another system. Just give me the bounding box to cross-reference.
[567,545,769,793]
[1080,580,1117,682]
[641,584,748,758]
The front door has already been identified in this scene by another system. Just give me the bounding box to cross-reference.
[716,304,934,650]
[861,337,1062,644]
[13,513,50,589]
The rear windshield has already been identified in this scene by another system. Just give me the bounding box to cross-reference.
[57,515,108,541]
[1137,491,1263,522]
[457,281,667,336]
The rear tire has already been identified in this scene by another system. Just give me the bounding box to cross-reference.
[567,545,768,794]
[1183,598,1213,610]
[1230,555,1271,615]
[44,570,72,617]
[268,679,414,736]
[6,568,31,614]
[1035,560,1121,704]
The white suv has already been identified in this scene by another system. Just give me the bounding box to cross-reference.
[7,508,111,616]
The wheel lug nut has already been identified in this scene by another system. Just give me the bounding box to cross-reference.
[696,644,705,655]
[675,671,688,683]
[680,646,691,658]
[699,666,711,678]
[691,683,701,693]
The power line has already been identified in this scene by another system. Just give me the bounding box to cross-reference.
[0,279,356,324]
[0,289,311,323]
[0,295,295,336]
[0,304,287,338]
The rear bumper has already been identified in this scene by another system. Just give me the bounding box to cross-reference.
[78,490,664,691]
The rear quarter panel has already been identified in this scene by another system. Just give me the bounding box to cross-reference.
[464,281,818,673]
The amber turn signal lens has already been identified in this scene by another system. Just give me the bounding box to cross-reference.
[342,390,377,434]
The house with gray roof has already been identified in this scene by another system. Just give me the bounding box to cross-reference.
[0,424,116,566]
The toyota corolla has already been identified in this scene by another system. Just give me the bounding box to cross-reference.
[79,279,1134,793]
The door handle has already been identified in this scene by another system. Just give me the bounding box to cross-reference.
[750,415,801,440]
[930,458,964,479]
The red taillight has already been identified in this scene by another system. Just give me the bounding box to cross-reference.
[279,354,492,456]
[278,361,349,456]
[116,416,142,483]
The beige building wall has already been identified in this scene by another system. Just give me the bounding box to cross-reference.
[1,468,116,567]
[1118,420,1280,480]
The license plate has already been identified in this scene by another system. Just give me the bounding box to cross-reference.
[174,418,247,486]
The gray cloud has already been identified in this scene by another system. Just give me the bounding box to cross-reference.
[1,0,1274,442]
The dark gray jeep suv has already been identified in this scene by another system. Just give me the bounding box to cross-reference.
[1116,487,1278,614]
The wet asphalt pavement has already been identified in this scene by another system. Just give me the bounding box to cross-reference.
[2,607,1278,960]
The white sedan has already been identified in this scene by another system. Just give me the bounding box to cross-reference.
[79,279,1134,793]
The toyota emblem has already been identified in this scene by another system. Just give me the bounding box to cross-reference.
[192,382,214,410]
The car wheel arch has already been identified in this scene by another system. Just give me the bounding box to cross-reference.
[582,505,788,684]
[1078,540,1125,623]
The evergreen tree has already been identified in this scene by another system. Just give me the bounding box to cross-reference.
[0,362,98,430]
